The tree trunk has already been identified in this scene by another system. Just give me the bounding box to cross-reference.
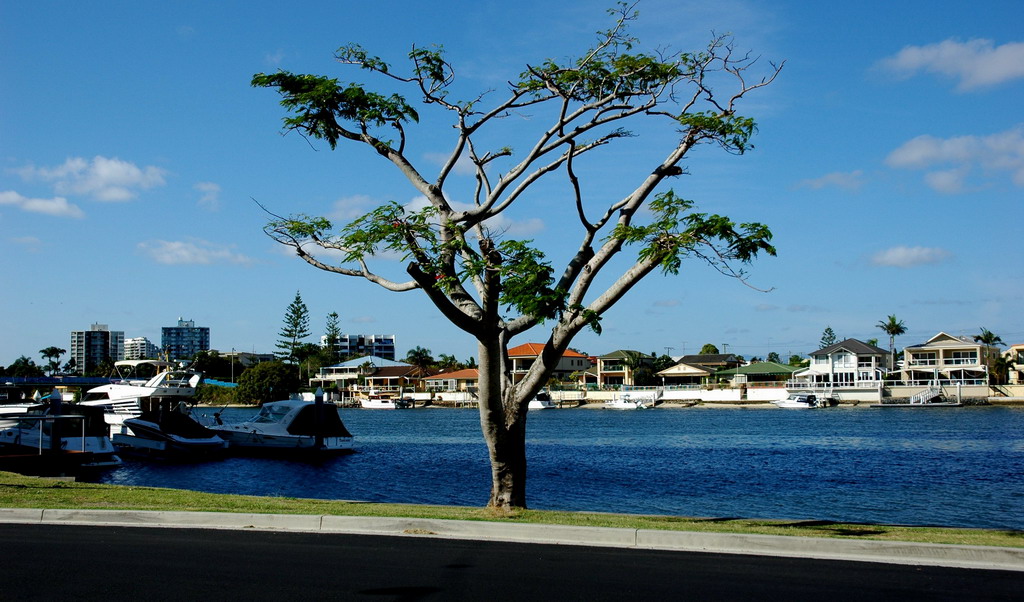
[477,336,528,509]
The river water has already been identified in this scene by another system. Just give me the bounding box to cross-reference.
[97,405,1024,530]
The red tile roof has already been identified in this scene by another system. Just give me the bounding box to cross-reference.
[424,368,479,380]
[507,343,587,358]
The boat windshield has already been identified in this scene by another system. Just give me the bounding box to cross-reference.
[252,404,292,424]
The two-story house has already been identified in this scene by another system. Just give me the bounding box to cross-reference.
[588,350,653,388]
[310,356,418,392]
[793,338,887,388]
[507,343,591,383]
[901,332,1001,385]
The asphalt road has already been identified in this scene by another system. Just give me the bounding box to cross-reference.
[2,524,1020,600]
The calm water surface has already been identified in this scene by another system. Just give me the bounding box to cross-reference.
[98,405,1024,530]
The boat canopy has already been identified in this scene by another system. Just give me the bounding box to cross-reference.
[286,404,353,438]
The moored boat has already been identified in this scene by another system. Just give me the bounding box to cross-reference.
[604,393,654,410]
[0,391,121,469]
[528,390,557,410]
[771,392,836,409]
[80,360,203,427]
[209,398,354,453]
[114,399,227,457]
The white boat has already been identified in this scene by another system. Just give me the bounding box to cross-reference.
[113,400,227,456]
[210,398,354,453]
[528,390,557,410]
[0,387,45,427]
[80,360,203,427]
[771,392,835,409]
[357,390,414,409]
[604,393,654,410]
[0,391,121,468]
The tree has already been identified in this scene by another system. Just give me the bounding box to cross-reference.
[191,349,232,380]
[698,344,720,355]
[819,326,837,349]
[254,6,780,509]
[766,351,781,363]
[7,356,43,378]
[39,346,66,376]
[276,291,311,361]
[324,311,342,363]
[404,346,435,371]
[235,361,300,405]
[436,353,460,372]
[875,315,906,372]
[788,354,807,368]
[973,327,1004,347]
[652,354,675,373]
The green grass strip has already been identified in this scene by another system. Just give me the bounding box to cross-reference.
[2,471,1021,548]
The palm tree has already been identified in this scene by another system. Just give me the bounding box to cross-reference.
[973,327,1005,347]
[404,346,435,371]
[876,314,907,372]
[39,346,66,376]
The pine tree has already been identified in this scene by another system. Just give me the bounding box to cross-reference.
[324,311,342,363]
[276,291,311,361]
[819,326,837,349]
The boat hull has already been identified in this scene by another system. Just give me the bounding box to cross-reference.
[212,427,353,452]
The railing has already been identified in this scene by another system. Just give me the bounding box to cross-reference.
[785,379,882,389]
[903,378,987,386]
[909,383,942,404]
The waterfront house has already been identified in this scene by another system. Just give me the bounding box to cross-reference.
[309,356,415,391]
[588,350,653,388]
[791,338,887,388]
[507,343,590,383]
[657,353,742,385]
[424,368,479,393]
[900,332,1001,385]
[656,361,714,385]
[715,361,801,386]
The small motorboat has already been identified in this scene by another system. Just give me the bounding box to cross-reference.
[357,389,415,409]
[114,399,227,457]
[528,390,557,410]
[209,398,354,453]
[771,392,836,409]
[604,393,654,410]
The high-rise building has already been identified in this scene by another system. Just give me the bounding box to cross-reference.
[161,317,210,361]
[320,333,396,361]
[70,323,124,375]
[124,337,159,360]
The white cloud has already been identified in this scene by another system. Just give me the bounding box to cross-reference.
[17,156,167,202]
[797,170,864,191]
[877,38,1024,91]
[195,181,221,211]
[137,239,253,266]
[0,190,85,218]
[922,167,970,195]
[886,126,1024,192]
[871,246,952,268]
[10,236,42,252]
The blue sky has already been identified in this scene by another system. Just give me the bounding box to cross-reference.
[2,0,1022,368]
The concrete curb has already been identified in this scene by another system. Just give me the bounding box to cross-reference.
[2,508,1021,572]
